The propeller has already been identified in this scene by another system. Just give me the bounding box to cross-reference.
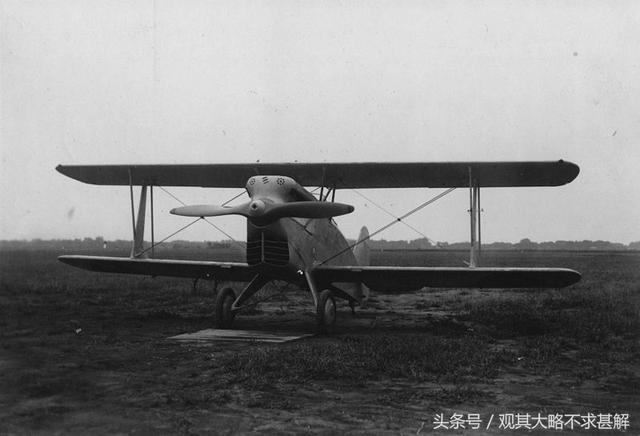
[170,200,354,226]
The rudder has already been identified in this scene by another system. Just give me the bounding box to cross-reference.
[353,226,371,300]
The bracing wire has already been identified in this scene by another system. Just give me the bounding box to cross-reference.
[351,188,435,244]
[200,219,244,248]
[318,187,456,266]
[307,186,321,199]
[158,186,186,206]
[142,186,246,253]
[221,190,247,206]
[137,217,202,257]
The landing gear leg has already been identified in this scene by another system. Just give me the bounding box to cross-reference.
[316,289,337,334]
[305,271,338,334]
[214,287,236,329]
[349,300,356,316]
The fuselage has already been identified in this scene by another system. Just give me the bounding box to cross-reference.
[244,175,363,300]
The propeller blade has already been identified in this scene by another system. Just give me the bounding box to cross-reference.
[171,200,354,224]
[170,202,249,217]
[264,202,354,221]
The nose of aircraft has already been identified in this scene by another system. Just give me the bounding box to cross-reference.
[248,199,267,217]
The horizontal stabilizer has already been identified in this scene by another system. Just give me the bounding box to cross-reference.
[56,160,579,188]
[312,266,581,291]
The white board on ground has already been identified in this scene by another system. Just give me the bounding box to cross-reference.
[168,329,314,343]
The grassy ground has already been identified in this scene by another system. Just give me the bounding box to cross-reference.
[0,248,639,434]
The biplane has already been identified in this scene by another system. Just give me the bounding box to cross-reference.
[56,161,581,332]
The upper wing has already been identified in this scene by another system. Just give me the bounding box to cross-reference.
[58,255,259,281]
[56,160,579,188]
[312,265,581,291]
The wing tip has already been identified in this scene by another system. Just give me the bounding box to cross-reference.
[55,164,117,185]
[563,268,582,287]
[58,254,91,270]
[56,165,88,183]
[557,159,580,185]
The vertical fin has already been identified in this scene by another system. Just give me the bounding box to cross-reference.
[353,226,370,266]
[353,226,371,300]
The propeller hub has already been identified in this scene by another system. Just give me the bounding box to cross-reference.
[248,199,267,217]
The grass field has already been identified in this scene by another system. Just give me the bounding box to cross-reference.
[1,248,639,434]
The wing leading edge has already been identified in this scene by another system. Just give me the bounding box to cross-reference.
[56,160,579,188]
[312,266,581,291]
[58,255,259,281]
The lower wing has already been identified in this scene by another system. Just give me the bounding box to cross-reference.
[312,266,581,291]
[58,255,259,281]
[59,256,581,290]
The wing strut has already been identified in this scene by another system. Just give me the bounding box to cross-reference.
[478,185,481,262]
[128,169,154,258]
[150,185,155,257]
[128,169,137,250]
[468,168,481,267]
[130,185,149,258]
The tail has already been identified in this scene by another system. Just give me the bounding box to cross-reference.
[353,226,370,266]
[353,226,371,300]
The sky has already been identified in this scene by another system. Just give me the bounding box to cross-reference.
[1,0,639,244]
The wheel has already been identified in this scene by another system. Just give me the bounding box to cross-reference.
[316,289,337,333]
[214,287,236,329]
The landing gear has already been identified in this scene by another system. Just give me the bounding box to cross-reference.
[316,289,337,333]
[214,287,236,329]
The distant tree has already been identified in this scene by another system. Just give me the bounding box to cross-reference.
[516,238,536,250]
